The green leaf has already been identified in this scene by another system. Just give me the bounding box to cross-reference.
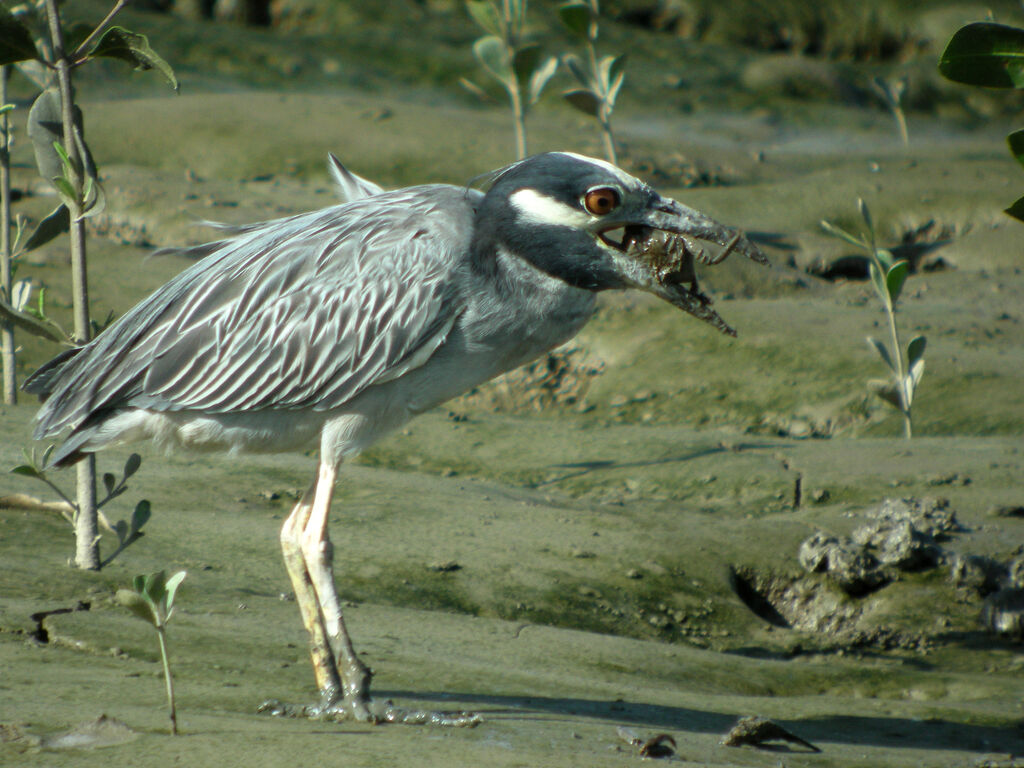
[602,53,627,106]
[868,260,888,305]
[88,27,178,92]
[132,574,147,594]
[907,335,926,368]
[131,500,151,535]
[513,43,542,90]
[80,175,106,220]
[875,247,895,271]
[0,294,63,342]
[857,198,874,235]
[11,279,30,312]
[1005,195,1024,222]
[22,205,70,252]
[27,89,67,185]
[558,2,592,38]
[819,219,866,249]
[117,589,157,626]
[11,464,42,479]
[114,519,129,545]
[473,35,512,87]
[124,454,142,479]
[1008,129,1024,170]
[939,22,1024,89]
[867,378,902,410]
[52,177,77,208]
[885,261,909,303]
[562,53,592,89]
[144,570,168,607]
[164,571,187,614]
[52,140,72,170]
[905,357,925,405]
[103,472,116,496]
[563,88,602,117]
[466,0,502,37]
[866,336,895,373]
[528,55,558,105]
[458,76,493,102]
[0,6,38,66]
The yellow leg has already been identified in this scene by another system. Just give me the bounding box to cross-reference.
[279,474,343,703]
[300,461,373,719]
[277,460,480,726]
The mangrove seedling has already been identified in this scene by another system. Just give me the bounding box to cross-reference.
[464,0,557,159]
[0,0,177,569]
[821,199,925,438]
[558,0,626,165]
[871,75,908,147]
[12,450,151,567]
[117,570,187,736]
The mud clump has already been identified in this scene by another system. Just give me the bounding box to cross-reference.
[798,497,957,596]
[734,498,1024,648]
[798,532,891,595]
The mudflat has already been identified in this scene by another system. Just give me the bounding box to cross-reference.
[1,5,1023,764]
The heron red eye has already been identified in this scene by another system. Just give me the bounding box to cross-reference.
[584,187,620,216]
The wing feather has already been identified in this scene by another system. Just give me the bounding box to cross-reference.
[32,185,475,437]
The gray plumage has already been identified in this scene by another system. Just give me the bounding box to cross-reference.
[30,186,490,464]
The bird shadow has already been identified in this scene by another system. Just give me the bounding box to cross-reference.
[376,689,1024,754]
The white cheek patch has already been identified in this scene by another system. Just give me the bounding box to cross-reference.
[509,188,593,229]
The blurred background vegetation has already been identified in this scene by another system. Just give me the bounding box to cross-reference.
[20,0,1023,121]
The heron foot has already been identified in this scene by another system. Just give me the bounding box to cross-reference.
[365,701,483,727]
[257,696,482,727]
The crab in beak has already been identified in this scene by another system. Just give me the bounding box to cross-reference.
[603,197,769,336]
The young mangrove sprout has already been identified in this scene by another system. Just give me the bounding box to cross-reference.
[871,75,908,147]
[464,0,557,159]
[821,199,925,438]
[558,0,627,165]
[12,451,151,567]
[117,570,187,736]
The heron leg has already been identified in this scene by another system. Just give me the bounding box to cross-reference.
[276,461,480,727]
[279,477,343,706]
[300,461,375,721]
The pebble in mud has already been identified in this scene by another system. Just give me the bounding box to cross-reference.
[949,553,1008,596]
[981,588,1024,641]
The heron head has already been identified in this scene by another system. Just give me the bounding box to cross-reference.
[475,152,768,336]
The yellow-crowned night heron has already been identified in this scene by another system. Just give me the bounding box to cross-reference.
[26,151,767,724]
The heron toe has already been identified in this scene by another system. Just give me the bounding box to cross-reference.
[257,695,482,727]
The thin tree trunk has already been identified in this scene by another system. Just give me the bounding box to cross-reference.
[1,66,15,405]
[44,0,100,569]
